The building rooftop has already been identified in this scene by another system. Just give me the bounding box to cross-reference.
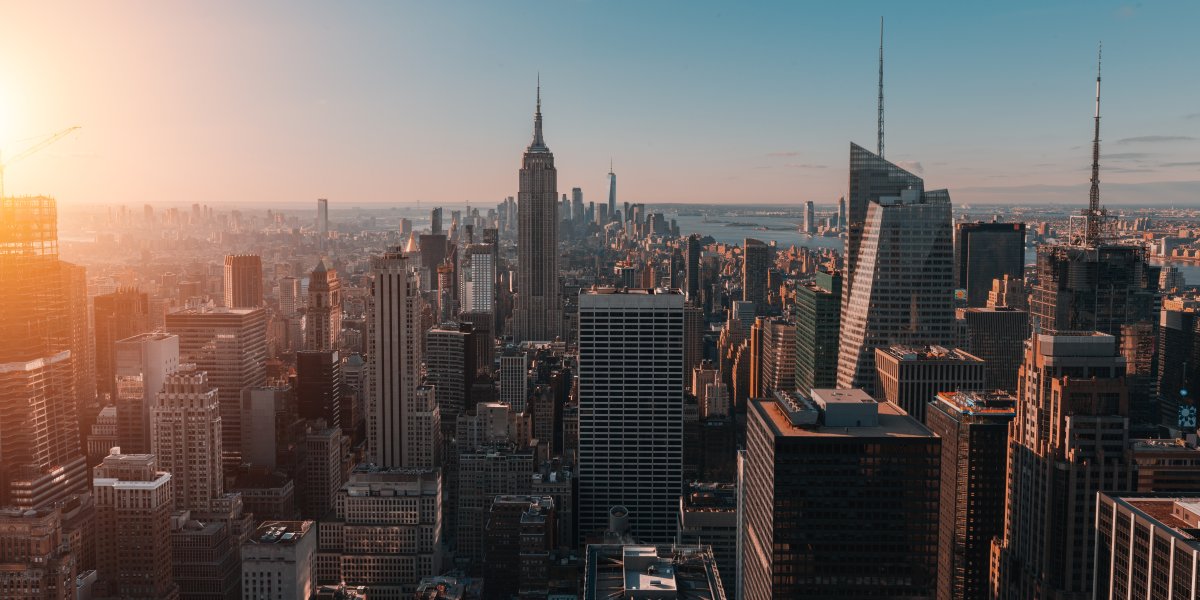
[245,521,312,545]
[1109,496,1200,544]
[876,345,985,363]
[933,391,1017,417]
[681,483,737,512]
[755,391,934,440]
[585,544,725,600]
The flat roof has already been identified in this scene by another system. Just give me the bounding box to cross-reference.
[247,521,312,545]
[751,396,934,440]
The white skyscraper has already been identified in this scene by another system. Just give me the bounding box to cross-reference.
[458,243,496,314]
[367,247,425,468]
[578,288,684,543]
[837,184,955,396]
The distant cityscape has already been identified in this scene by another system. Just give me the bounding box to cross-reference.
[5,8,1200,600]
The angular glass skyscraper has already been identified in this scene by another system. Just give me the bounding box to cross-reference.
[837,145,955,395]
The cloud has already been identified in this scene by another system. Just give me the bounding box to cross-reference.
[1103,152,1152,161]
[955,180,1200,206]
[1115,5,1136,19]
[1117,135,1196,144]
[1185,113,1200,120]
[1162,161,1200,168]
[784,163,827,169]
[895,160,924,174]
[766,151,801,158]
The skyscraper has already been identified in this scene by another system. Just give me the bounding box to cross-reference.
[425,323,476,432]
[1094,494,1200,599]
[305,259,342,351]
[803,200,815,234]
[0,196,89,509]
[837,196,847,231]
[113,332,179,454]
[578,289,683,543]
[741,389,940,598]
[458,243,496,315]
[93,288,150,398]
[317,198,329,244]
[991,333,1131,598]
[367,247,424,468]
[430,207,443,234]
[513,83,562,342]
[606,161,616,222]
[223,254,264,308]
[837,159,955,396]
[165,306,267,464]
[749,317,795,398]
[742,238,768,313]
[794,270,841,394]
[0,506,77,600]
[954,221,1026,307]
[92,450,178,600]
[874,345,985,423]
[926,391,1015,600]
[959,306,1030,392]
[151,366,224,512]
[844,142,924,292]
[295,350,343,429]
[685,234,702,304]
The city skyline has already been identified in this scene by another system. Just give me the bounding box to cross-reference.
[2,2,1199,208]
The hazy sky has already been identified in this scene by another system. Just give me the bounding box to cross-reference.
[2,1,1198,208]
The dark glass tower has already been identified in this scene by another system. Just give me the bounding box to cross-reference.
[954,221,1026,307]
[793,270,841,394]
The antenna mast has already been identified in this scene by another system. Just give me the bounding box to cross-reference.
[1086,42,1103,245]
[877,17,885,158]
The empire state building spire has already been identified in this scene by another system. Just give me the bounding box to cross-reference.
[530,74,548,152]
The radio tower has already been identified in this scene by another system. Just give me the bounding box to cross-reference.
[1085,43,1104,246]
[877,17,885,158]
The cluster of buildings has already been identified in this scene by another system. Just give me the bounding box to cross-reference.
[3,60,1200,600]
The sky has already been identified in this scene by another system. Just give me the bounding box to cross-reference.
[1,1,1198,208]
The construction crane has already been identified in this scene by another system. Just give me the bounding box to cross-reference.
[0,126,81,197]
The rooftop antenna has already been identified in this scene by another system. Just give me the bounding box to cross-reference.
[1085,42,1103,245]
[877,17,885,158]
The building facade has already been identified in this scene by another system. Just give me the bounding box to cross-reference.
[512,86,562,343]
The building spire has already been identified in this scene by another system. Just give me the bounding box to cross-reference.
[878,16,885,158]
[530,73,547,151]
[1086,42,1103,245]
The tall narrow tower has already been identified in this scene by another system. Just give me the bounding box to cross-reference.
[305,259,342,351]
[878,16,885,158]
[367,247,426,468]
[513,79,562,342]
[607,159,617,223]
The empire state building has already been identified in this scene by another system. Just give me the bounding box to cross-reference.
[513,83,562,342]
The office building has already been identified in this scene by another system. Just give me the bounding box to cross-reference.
[0,506,77,600]
[1159,305,1199,429]
[93,288,150,398]
[991,333,1131,598]
[875,345,985,423]
[223,254,263,308]
[165,306,267,464]
[741,389,940,598]
[803,200,816,234]
[837,196,847,231]
[1094,494,1200,600]
[685,234,702,303]
[305,260,342,351]
[958,306,1029,392]
[456,441,537,563]
[987,274,1027,310]
[926,391,1015,600]
[954,221,1026,307]
[844,143,926,295]
[458,243,496,315]
[684,305,704,390]
[583,544,726,600]
[279,276,302,317]
[367,247,425,468]
[607,163,617,222]
[750,317,795,398]
[317,198,329,241]
[0,196,89,509]
[92,450,178,600]
[837,175,956,396]
[426,323,477,431]
[242,521,316,600]
[301,424,346,519]
[168,511,241,600]
[314,466,444,596]
[513,84,563,343]
[240,386,291,470]
[677,482,737,600]
[483,495,555,600]
[151,366,224,512]
[113,332,179,455]
[578,289,684,543]
[742,238,769,313]
[499,349,528,413]
[793,270,841,394]
[296,350,342,429]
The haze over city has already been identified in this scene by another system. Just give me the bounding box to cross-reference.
[3,1,1199,207]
